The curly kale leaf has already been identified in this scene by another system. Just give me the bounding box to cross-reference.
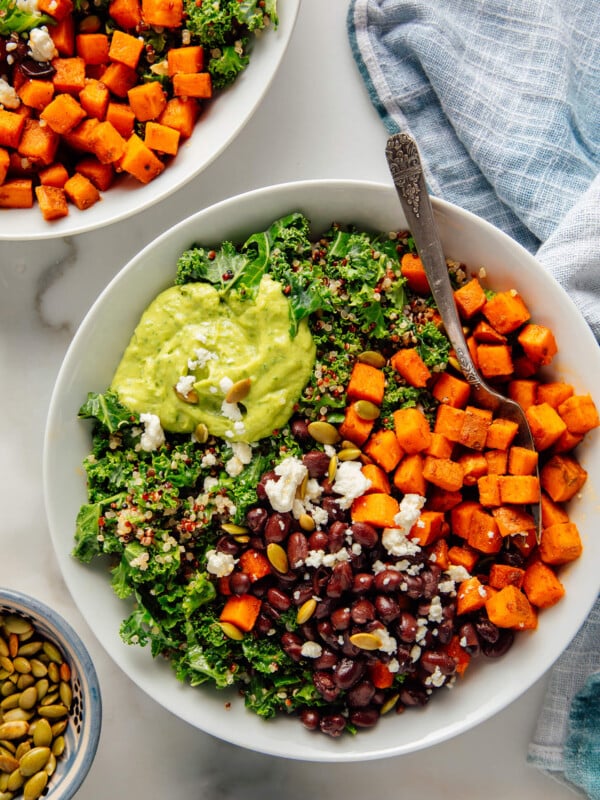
[120,597,179,657]
[208,44,250,90]
[175,241,247,287]
[78,390,135,433]
[0,1,52,33]
[184,0,277,47]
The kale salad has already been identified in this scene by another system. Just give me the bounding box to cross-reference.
[74,212,547,737]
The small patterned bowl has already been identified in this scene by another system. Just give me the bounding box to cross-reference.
[0,588,101,799]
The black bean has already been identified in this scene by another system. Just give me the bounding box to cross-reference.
[347,680,376,708]
[333,657,365,690]
[302,450,331,478]
[397,611,418,643]
[299,708,320,730]
[317,620,341,651]
[481,629,515,658]
[264,512,291,544]
[266,587,291,612]
[375,594,401,624]
[308,531,329,551]
[290,418,311,444]
[352,573,374,595]
[281,632,303,662]
[287,531,309,569]
[350,522,379,548]
[314,649,338,670]
[458,622,480,655]
[245,507,268,534]
[330,606,351,631]
[326,561,354,598]
[322,496,345,522]
[327,521,347,552]
[373,569,402,593]
[313,671,340,702]
[257,470,277,501]
[350,598,376,625]
[349,707,379,728]
[420,650,457,676]
[229,572,251,595]
[475,617,500,644]
[319,713,346,738]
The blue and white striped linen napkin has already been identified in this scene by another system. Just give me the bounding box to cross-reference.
[347,1,600,796]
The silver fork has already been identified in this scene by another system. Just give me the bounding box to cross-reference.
[385,132,541,541]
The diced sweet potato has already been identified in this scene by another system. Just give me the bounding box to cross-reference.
[40,93,86,134]
[64,172,101,209]
[517,323,558,367]
[364,429,403,472]
[476,343,514,380]
[351,493,400,528]
[485,585,537,630]
[485,417,519,450]
[482,289,531,334]
[498,475,540,505]
[422,455,464,492]
[491,505,536,537]
[431,372,471,408]
[118,133,165,183]
[410,510,446,546]
[539,454,587,502]
[346,362,385,406]
[390,347,432,388]
[522,560,565,608]
[393,453,426,496]
[400,252,430,294]
[34,184,68,220]
[393,407,432,453]
[457,576,491,615]
[557,394,600,436]
[507,379,539,411]
[144,120,180,155]
[539,522,583,565]
[454,277,487,320]
[0,178,33,208]
[526,402,567,450]
[172,72,212,99]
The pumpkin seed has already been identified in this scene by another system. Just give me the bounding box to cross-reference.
[298,513,315,533]
[337,447,361,462]
[0,723,28,741]
[218,622,244,641]
[0,752,19,773]
[448,355,461,372]
[2,709,32,723]
[23,769,48,800]
[18,688,37,712]
[14,743,29,761]
[50,736,64,758]
[29,661,46,680]
[34,680,48,703]
[58,663,71,683]
[266,543,288,574]
[0,659,13,677]
[19,747,50,777]
[0,773,7,791]
[31,720,51,750]
[0,641,8,659]
[225,378,251,404]
[7,768,24,791]
[17,644,42,659]
[16,675,34,691]
[221,523,249,536]
[307,420,340,446]
[173,385,199,404]
[58,682,72,709]
[46,664,59,684]
[39,692,59,707]
[358,350,386,368]
[12,658,31,676]
[354,399,381,421]
[296,598,317,625]
[0,695,19,711]
[0,683,16,698]
[7,637,17,659]
[36,704,68,720]
[380,693,400,715]
[41,643,62,666]
[3,618,33,638]
[0,790,13,800]
[327,455,337,482]
[193,423,209,443]
[43,753,56,777]
[296,473,308,501]
[348,632,382,651]
[50,721,67,738]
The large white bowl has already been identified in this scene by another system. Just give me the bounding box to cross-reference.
[43,180,600,762]
[0,3,299,241]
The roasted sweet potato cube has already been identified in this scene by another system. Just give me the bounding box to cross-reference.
[34,184,69,220]
[526,402,567,450]
[539,522,583,565]
[557,394,600,436]
[431,372,471,408]
[517,323,558,367]
[454,278,487,320]
[540,454,587,503]
[482,289,531,334]
[522,561,565,608]
[485,585,537,630]
[476,343,514,380]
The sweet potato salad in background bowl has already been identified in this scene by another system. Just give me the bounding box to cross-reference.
[43,180,600,761]
[0,0,298,239]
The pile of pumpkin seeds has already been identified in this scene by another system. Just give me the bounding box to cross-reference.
[0,612,72,800]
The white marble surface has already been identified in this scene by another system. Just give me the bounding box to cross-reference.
[0,2,581,797]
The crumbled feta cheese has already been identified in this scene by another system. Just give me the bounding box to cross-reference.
[139,413,165,451]
[331,460,371,509]
[188,347,218,370]
[300,641,323,659]
[0,79,20,109]
[381,527,421,558]
[175,374,196,398]
[205,549,236,578]
[425,666,446,688]
[446,564,472,582]
[428,596,444,623]
[393,492,426,532]
[374,628,397,654]
[28,27,58,62]
[264,457,308,513]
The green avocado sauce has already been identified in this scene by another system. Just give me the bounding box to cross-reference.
[110,275,316,442]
